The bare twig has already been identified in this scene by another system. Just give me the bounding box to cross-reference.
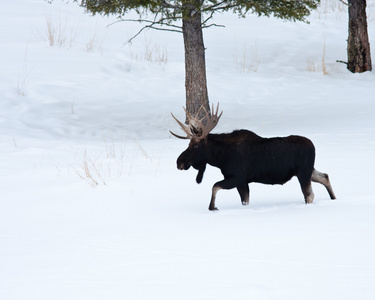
[201,10,225,29]
[106,4,230,44]
[127,22,182,44]
[202,23,225,29]
[336,60,348,65]
[108,17,183,44]
[338,0,349,6]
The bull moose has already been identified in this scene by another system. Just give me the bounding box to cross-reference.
[170,103,336,211]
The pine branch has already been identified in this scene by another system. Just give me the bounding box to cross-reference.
[201,2,240,13]
[160,0,182,10]
[202,0,227,11]
[114,18,183,44]
[108,16,182,29]
[202,23,225,29]
[202,10,225,29]
[202,10,214,27]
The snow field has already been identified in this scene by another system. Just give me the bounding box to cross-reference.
[1,1,375,299]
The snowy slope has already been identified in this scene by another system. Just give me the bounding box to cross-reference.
[1,1,375,299]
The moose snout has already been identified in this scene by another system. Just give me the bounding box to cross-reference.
[177,161,190,170]
[176,150,191,170]
[177,154,191,170]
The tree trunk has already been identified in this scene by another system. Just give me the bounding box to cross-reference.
[347,0,372,73]
[182,2,210,123]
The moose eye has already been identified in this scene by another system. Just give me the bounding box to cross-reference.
[193,144,199,149]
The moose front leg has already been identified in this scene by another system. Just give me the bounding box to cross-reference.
[237,184,250,205]
[209,177,240,211]
[196,165,206,184]
[209,185,221,211]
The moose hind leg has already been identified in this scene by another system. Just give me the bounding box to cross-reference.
[237,184,250,205]
[311,169,336,199]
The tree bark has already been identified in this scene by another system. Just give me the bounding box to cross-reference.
[182,1,210,123]
[347,0,372,73]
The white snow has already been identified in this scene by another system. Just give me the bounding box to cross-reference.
[1,0,375,299]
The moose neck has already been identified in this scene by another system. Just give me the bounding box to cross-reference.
[204,134,227,169]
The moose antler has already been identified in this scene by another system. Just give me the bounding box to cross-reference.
[170,103,223,141]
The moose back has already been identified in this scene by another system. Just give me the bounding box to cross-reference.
[170,104,336,211]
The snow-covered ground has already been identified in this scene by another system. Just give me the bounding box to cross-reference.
[1,0,375,299]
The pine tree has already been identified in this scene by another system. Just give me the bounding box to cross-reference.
[347,0,372,73]
[66,1,320,118]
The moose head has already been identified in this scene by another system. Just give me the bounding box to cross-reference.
[170,103,222,183]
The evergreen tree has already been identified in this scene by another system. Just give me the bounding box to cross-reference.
[62,1,320,118]
[347,0,372,73]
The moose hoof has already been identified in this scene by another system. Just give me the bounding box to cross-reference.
[242,201,249,206]
[209,207,218,211]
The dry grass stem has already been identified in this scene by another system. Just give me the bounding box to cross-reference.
[45,15,77,48]
[74,140,129,187]
[17,46,32,96]
[306,40,331,75]
[74,149,105,187]
[129,38,168,64]
[233,43,261,73]
[86,32,101,52]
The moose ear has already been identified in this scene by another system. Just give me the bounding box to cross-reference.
[196,165,206,184]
